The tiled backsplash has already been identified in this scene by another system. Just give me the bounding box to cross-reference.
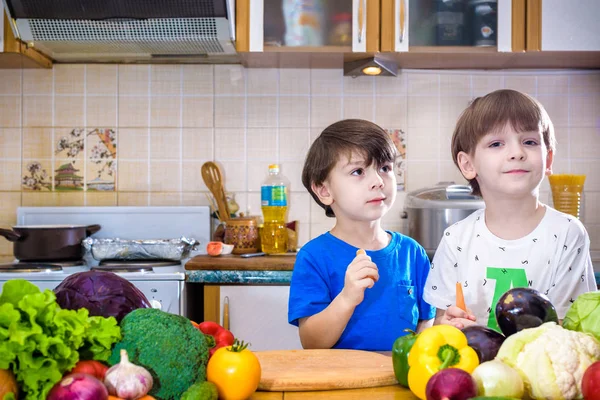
[0,65,599,255]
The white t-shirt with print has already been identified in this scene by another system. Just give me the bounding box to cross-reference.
[423,206,596,331]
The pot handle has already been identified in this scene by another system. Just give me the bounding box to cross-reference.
[0,228,22,242]
[85,224,102,236]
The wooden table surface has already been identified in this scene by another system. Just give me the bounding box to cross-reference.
[250,385,418,399]
[185,254,296,270]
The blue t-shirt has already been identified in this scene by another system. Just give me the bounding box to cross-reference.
[288,231,435,351]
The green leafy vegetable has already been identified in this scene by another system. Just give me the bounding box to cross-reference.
[563,291,600,342]
[0,279,121,400]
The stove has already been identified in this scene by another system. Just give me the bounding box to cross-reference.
[0,206,211,316]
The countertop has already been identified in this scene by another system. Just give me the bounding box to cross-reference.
[249,385,418,399]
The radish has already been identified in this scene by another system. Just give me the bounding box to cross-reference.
[425,368,477,400]
[47,373,108,400]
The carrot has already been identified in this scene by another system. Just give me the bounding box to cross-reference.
[456,282,467,311]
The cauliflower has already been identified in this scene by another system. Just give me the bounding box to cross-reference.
[496,322,600,400]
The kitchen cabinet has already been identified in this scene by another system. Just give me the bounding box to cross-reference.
[380,0,524,52]
[236,0,380,52]
[0,12,52,68]
[527,0,600,51]
[204,284,303,351]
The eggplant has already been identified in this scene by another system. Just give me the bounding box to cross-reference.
[495,287,559,337]
[462,326,505,363]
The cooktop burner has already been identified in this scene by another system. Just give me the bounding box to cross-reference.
[0,263,62,273]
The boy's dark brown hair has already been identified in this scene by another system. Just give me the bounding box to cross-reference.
[302,119,397,217]
[451,89,556,196]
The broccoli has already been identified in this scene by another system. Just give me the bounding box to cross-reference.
[181,381,218,400]
[108,308,209,400]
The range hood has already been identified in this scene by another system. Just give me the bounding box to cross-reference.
[3,0,238,63]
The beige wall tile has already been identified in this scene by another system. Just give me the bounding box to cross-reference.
[117,192,149,206]
[247,162,271,194]
[23,95,52,127]
[119,128,148,160]
[183,128,213,160]
[247,128,277,161]
[22,128,52,159]
[21,192,58,206]
[440,74,471,96]
[56,192,85,206]
[280,69,310,95]
[150,192,182,206]
[182,65,214,95]
[408,96,439,127]
[570,127,600,159]
[570,161,600,191]
[87,96,117,127]
[53,128,84,161]
[407,127,440,160]
[150,96,181,127]
[280,128,309,162]
[405,160,439,191]
[374,96,407,129]
[504,75,536,96]
[439,96,470,127]
[279,96,309,128]
[85,192,117,206]
[118,96,149,127]
[119,65,150,95]
[407,73,439,96]
[150,159,181,191]
[343,96,374,121]
[182,97,213,127]
[472,75,504,96]
[281,161,303,193]
[569,73,600,95]
[247,97,277,127]
[311,96,341,127]
[182,161,209,192]
[23,69,53,95]
[538,75,569,95]
[215,128,244,160]
[219,161,247,191]
[343,76,374,96]
[54,159,84,192]
[215,97,245,128]
[0,70,21,95]
[0,129,20,159]
[438,125,456,161]
[54,65,85,95]
[87,65,118,95]
[537,95,569,126]
[215,65,246,95]
[375,74,407,95]
[311,69,341,95]
[288,192,311,244]
[150,128,181,159]
[0,192,21,226]
[55,96,85,127]
[582,192,599,225]
[151,65,181,95]
[247,69,279,95]
[570,95,598,128]
[439,160,468,185]
[0,96,21,127]
[181,192,211,206]
[118,160,149,191]
[0,160,21,190]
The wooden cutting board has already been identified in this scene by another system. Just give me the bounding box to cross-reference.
[255,349,397,391]
[185,254,295,271]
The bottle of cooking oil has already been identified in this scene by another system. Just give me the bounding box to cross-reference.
[261,164,289,254]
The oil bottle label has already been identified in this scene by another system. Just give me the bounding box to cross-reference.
[261,185,287,206]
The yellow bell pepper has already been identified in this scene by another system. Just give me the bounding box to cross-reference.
[407,325,479,400]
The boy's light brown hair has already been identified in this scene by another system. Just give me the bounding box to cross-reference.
[302,119,397,217]
[451,89,556,196]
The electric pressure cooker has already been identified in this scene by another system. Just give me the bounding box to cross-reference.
[404,182,485,260]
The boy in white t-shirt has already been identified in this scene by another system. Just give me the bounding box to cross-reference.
[423,89,596,332]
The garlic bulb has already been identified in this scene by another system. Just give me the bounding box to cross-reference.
[104,349,153,399]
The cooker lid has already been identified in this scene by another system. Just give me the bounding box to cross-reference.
[405,182,485,209]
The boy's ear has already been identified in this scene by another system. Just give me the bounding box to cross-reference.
[545,149,554,176]
[311,182,333,206]
[456,151,477,180]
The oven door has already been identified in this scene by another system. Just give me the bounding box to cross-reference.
[128,280,184,316]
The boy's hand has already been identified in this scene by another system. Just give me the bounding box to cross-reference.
[339,251,379,307]
[439,306,477,329]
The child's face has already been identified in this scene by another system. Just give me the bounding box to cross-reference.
[312,151,397,222]
[458,122,553,198]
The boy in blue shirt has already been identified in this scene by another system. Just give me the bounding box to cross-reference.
[288,119,435,351]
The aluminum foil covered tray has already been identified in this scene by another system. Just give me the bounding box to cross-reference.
[83,237,199,261]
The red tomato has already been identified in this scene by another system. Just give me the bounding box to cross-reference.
[207,241,224,257]
[583,361,600,400]
[69,360,109,381]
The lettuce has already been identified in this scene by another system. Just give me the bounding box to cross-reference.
[0,280,121,399]
[563,291,600,342]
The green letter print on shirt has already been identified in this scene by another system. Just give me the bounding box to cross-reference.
[486,267,528,332]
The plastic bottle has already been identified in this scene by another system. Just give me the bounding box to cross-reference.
[261,164,289,254]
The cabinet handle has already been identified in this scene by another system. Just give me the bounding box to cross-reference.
[399,0,406,43]
[358,0,365,43]
[223,296,230,331]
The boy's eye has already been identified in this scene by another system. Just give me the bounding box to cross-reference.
[380,164,393,173]
[351,168,364,176]
[488,142,502,148]
[523,139,539,146]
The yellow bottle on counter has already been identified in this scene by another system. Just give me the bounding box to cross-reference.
[261,164,289,254]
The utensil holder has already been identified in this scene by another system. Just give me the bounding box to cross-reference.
[224,217,259,254]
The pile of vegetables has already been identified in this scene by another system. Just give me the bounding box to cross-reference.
[0,279,122,399]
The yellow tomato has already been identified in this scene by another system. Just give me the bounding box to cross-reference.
[207,340,261,400]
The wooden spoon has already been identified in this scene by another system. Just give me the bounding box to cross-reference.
[201,161,230,222]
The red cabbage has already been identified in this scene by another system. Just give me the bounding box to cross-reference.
[54,271,151,322]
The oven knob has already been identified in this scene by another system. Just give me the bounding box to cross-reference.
[150,299,162,310]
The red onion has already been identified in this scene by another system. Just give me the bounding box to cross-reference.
[47,373,108,400]
[426,368,477,400]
